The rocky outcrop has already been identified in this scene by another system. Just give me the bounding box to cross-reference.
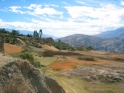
[62,67,124,83]
[0,60,65,93]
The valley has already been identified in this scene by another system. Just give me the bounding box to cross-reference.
[0,29,124,93]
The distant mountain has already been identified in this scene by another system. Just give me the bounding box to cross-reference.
[60,34,124,52]
[60,34,104,47]
[96,27,124,38]
[0,28,58,40]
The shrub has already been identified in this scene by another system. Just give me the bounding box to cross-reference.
[19,51,34,62]
[78,57,95,61]
[19,51,41,68]
[42,51,54,57]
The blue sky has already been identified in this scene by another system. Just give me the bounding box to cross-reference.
[0,0,124,37]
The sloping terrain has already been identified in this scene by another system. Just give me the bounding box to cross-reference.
[40,44,58,51]
[0,54,65,93]
[46,50,124,93]
[4,43,23,53]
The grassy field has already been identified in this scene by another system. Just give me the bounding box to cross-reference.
[34,54,58,65]
[38,50,124,93]
[41,68,124,93]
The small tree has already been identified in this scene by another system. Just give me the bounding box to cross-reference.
[33,30,39,38]
[39,29,43,38]
[87,46,93,51]
[0,36,4,52]
[11,30,19,44]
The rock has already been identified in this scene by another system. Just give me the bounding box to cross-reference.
[62,67,124,83]
[0,60,65,93]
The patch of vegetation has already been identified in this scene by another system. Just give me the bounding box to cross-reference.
[10,51,41,68]
[42,50,54,57]
[114,57,124,62]
[78,57,95,61]
[42,50,82,57]
[76,46,84,51]
[53,68,62,71]
[52,41,73,50]
[19,51,41,68]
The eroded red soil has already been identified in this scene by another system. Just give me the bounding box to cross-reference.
[4,43,23,53]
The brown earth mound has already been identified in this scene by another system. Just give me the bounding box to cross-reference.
[4,43,23,53]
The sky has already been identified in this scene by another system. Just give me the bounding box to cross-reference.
[0,0,124,37]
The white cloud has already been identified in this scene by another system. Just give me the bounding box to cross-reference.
[1,3,124,37]
[9,4,63,16]
[24,4,42,10]
[121,0,124,5]
[64,4,124,32]
[9,6,25,14]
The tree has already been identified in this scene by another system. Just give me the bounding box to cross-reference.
[87,46,93,51]
[33,30,39,38]
[11,30,19,44]
[26,34,32,37]
[39,29,43,38]
[58,39,61,42]
[0,35,4,52]
[11,30,19,36]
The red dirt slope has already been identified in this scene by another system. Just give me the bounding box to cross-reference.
[4,43,23,53]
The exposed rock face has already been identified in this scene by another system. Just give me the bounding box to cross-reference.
[62,68,124,83]
[0,60,65,93]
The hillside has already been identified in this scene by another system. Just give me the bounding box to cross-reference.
[96,27,124,38]
[0,54,65,93]
[60,34,124,52]
[4,43,23,53]
[1,27,124,93]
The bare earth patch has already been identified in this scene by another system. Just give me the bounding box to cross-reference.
[4,43,23,53]
[49,60,77,70]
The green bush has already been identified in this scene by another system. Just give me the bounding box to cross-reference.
[52,42,72,50]
[19,51,41,68]
[78,57,95,61]
[19,51,34,62]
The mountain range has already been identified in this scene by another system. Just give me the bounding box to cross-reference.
[96,27,124,38]
[60,27,124,52]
